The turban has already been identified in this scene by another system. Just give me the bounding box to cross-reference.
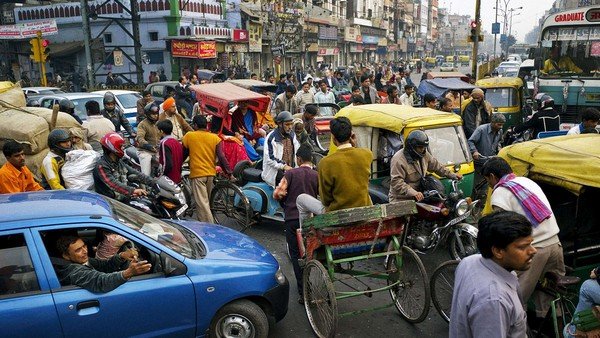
[163,97,176,110]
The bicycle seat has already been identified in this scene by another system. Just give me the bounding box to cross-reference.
[242,168,263,183]
[544,271,580,287]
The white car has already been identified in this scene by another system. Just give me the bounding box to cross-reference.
[22,87,64,95]
[507,54,522,63]
[92,90,142,127]
[440,62,455,72]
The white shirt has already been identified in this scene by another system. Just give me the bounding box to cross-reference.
[567,124,581,135]
[314,90,336,116]
[399,93,414,106]
[491,176,560,247]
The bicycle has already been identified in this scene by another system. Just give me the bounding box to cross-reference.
[430,259,459,323]
[532,271,581,338]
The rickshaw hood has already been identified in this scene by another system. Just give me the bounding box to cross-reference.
[476,77,524,89]
[336,104,462,134]
[498,134,600,195]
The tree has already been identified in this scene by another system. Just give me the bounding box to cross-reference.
[500,35,517,52]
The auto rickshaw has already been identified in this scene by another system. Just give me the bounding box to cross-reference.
[331,104,475,200]
[495,134,600,279]
[416,78,476,112]
[473,77,532,129]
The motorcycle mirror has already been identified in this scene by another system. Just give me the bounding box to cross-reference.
[453,164,461,173]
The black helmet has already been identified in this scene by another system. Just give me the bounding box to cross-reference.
[48,129,72,157]
[405,130,429,159]
[103,92,116,107]
[534,92,554,111]
[58,98,74,114]
[144,102,159,122]
[275,111,294,124]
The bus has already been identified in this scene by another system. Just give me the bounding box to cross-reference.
[534,6,600,125]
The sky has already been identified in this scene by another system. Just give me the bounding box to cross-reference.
[440,0,556,42]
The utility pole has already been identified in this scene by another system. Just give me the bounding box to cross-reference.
[493,0,498,59]
[80,0,94,89]
[471,0,481,79]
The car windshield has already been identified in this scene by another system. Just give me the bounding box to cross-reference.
[72,97,103,121]
[423,126,472,165]
[108,199,196,258]
[116,93,142,109]
[485,87,518,108]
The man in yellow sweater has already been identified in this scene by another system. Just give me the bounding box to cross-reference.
[296,116,372,227]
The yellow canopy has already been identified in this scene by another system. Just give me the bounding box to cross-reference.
[498,134,600,195]
[336,104,463,134]
[475,77,524,89]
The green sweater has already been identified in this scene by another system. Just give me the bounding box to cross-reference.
[318,146,373,212]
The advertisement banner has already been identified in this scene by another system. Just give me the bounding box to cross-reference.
[248,23,262,52]
[232,29,249,42]
[171,40,200,58]
[198,41,217,59]
[0,19,58,39]
[344,27,361,42]
[317,47,339,56]
[362,35,379,44]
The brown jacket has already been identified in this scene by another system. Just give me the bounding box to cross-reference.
[136,119,160,152]
[159,111,193,139]
[388,150,456,202]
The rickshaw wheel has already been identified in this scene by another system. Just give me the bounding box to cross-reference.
[209,180,253,232]
[386,245,430,323]
[430,260,459,323]
[303,260,337,338]
[232,160,252,186]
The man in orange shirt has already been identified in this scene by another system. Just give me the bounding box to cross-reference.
[183,115,231,223]
[0,140,44,194]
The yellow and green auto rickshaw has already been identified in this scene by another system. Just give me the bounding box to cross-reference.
[330,104,475,200]
[496,134,600,277]
[473,77,532,130]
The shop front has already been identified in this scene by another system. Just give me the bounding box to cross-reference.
[170,39,218,73]
[344,26,362,65]
[225,29,249,70]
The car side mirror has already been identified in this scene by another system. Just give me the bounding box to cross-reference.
[160,251,187,277]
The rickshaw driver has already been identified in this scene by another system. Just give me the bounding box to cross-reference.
[388,130,462,202]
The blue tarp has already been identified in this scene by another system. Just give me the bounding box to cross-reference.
[417,78,476,98]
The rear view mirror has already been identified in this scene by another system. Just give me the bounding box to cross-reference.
[160,251,187,277]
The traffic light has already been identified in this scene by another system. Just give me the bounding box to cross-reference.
[30,38,41,62]
[467,20,483,43]
[41,39,50,62]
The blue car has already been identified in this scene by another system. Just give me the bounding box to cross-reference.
[0,190,288,337]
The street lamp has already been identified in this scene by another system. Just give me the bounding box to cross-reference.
[505,6,523,57]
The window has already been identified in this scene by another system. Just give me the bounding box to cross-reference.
[0,233,40,296]
[150,85,164,98]
[149,31,159,41]
[104,33,112,43]
[145,50,165,65]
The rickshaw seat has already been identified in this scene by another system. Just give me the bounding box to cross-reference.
[369,183,390,204]
[242,168,263,183]
[544,271,580,288]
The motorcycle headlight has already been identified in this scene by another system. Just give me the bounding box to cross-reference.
[455,199,469,216]
[274,267,286,285]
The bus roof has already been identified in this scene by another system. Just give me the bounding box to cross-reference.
[542,6,600,30]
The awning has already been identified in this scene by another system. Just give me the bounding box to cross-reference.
[416,78,476,98]
[49,41,83,57]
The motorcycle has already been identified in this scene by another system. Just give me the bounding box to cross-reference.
[128,175,189,220]
[404,178,479,260]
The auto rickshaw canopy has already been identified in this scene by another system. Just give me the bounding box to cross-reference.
[336,104,463,134]
[475,77,524,89]
[226,79,278,93]
[426,72,470,82]
[416,78,477,98]
[498,134,600,195]
[190,82,272,118]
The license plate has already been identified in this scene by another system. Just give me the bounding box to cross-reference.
[447,212,469,227]
[176,204,188,216]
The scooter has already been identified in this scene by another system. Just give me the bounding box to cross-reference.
[128,175,188,219]
[404,178,479,260]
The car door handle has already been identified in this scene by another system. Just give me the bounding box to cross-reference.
[76,300,99,311]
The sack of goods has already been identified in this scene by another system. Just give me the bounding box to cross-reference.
[61,150,100,190]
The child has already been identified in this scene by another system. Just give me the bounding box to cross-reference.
[157,119,185,184]
[273,144,318,304]
[95,231,128,260]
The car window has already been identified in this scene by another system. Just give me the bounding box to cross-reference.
[107,199,197,258]
[71,97,103,121]
[485,88,518,108]
[150,85,164,98]
[0,233,40,296]
[40,98,55,109]
[116,93,142,109]
[423,126,472,165]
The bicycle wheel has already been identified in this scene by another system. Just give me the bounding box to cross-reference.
[303,260,337,338]
[209,181,253,232]
[430,260,459,323]
[387,245,431,323]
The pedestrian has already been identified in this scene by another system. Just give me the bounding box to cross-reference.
[423,93,437,109]
[174,76,194,118]
[462,88,492,139]
[182,115,231,223]
[82,100,115,152]
[69,127,93,151]
[481,156,565,322]
[295,82,315,112]
[273,144,318,304]
[567,107,600,135]
[314,80,336,116]
[136,103,161,176]
[159,97,193,141]
[0,140,44,194]
[157,119,184,184]
[438,97,453,113]
[359,75,380,104]
[468,113,505,166]
[273,85,299,116]
[399,85,415,106]
[382,86,401,104]
[261,111,300,187]
[450,210,535,338]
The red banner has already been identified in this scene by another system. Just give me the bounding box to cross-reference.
[232,29,249,42]
[171,40,217,59]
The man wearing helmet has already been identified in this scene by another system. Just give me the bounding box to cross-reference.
[512,93,559,139]
[262,111,301,187]
[58,98,82,125]
[135,103,161,176]
[93,132,154,201]
[41,129,73,190]
[101,92,135,137]
[389,130,462,202]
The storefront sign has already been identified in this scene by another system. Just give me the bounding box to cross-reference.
[0,19,58,39]
[232,29,249,42]
[344,27,361,42]
[361,35,379,44]
[248,23,262,53]
[349,44,363,53]
[318,26,338,40]
[317,47,339,56]
[171,40,217,59]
